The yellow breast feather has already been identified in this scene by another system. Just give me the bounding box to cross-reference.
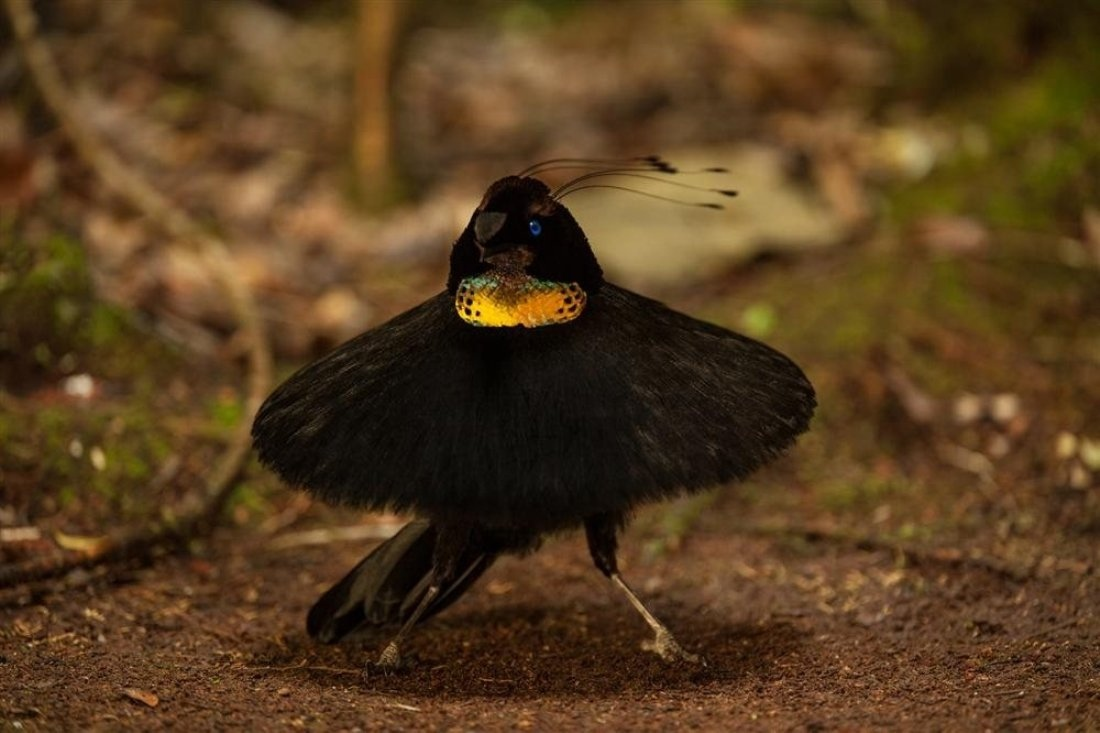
[455,274,587,328]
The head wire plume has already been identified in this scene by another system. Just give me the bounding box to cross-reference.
[516,155,678,178]
[532,158,736,210]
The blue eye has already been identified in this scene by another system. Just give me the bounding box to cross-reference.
[528,218,542,237]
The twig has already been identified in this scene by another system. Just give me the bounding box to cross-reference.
[1019,618,1079,642]
[736,523,1030,582]
[266,523,402,551]
[1,0,272,588]
[244,661,362,676]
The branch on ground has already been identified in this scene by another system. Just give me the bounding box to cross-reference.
[737,523,1031,582]
[1,0,273,591]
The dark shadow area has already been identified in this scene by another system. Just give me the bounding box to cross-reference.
[247,604,807,700]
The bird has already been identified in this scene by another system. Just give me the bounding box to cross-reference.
[251,156,816,670]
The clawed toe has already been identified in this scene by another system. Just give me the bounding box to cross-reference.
[367,642,408,675]
[642,630,706,666]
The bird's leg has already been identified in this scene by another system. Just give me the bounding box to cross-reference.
[584,514,702,664]
[374,585,437,670]
[375,522,470,671]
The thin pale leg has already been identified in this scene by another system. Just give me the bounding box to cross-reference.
[609,572,701,663]
[375,582,440,669]
[584,514,703,664]
[373,522,471,671]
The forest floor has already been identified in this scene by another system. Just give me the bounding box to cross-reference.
[3,2,1099,730]
[2,480,1097,731]
[4,241,1099,730]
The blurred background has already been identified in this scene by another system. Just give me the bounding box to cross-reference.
[3,1,1100,726]
[2,0,1099,616]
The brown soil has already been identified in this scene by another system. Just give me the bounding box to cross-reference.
[4,2,1098,730]
[3,488,1097,732]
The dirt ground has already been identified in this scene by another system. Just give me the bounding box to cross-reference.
[3,3,1099,730]
[3,480,1097,732]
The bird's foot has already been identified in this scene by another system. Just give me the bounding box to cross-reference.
[642,629,705,666]
[371,641,406,673]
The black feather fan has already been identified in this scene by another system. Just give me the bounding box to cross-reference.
[251,165,816,663]
[254,284,813,530]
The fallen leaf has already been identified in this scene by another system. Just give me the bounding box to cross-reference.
[122,688,159,708]
[884,364,938,424]
[1054,431,1078,460]
[1083,207,1100,268]
[485,579,515,596]
[913,215,989,255]
[54,531,112,556]
[1080,438,1100,471]
[953,393,984,424]
[989,393,1021,424]
[0,526,42,543]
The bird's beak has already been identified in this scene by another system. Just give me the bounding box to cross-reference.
[474,211,507,246]
[474,211,519,263]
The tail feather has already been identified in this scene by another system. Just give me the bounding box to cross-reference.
[306,519,496,643]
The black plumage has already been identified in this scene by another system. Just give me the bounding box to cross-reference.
[252,168,816,669]
[306,519,505,643]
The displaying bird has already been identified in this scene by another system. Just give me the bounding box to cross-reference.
[251,157,816,670]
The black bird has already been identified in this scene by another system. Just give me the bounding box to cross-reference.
[251,157,816,669]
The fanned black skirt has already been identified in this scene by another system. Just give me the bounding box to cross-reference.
[252,284,815,530]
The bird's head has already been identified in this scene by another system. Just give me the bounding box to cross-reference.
[446,175,603,298]
[445,157,734,328]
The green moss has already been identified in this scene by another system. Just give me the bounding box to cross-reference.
[0,230,176,383]
[739,302,778,339]
[865,0,1100,233]
[692,214,1098,545]
[209,392,244,431]
[84,304,129,350]
[21,401,189,521]
[885,56,1100,231]
[1,234,90,368]
[820,475,910,513]
[893,522,932,543]
[0,229,199,525]
[226,481,273,525]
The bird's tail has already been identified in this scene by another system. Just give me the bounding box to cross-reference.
[306,519,497,643]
